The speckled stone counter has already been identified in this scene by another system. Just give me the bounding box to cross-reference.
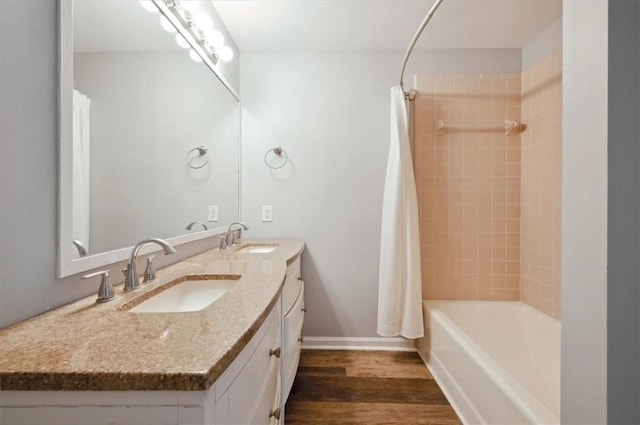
[0,239,304,391]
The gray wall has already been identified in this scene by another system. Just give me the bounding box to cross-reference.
[607,1,640,423]
[239,48,520,338]
[1,0,66,327]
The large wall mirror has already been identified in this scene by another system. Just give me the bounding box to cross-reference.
[59,0,240,277]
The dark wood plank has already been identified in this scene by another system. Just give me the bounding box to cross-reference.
[300,350,432,378]
[285,401,462,425]
[347,359,432,379]
[299,350,424,368]
[296,366,346,377]
[287,376,450,404]
[285,350,461,425]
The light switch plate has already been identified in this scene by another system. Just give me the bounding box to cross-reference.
[262,205,272,222]
[208,205,219,222]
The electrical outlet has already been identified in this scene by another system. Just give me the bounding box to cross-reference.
[262,205,273,222]
[208,205,219,222]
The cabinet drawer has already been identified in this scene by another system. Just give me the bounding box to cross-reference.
[215,301,281,425]
[281,256,301,316]
[283,282,304,401]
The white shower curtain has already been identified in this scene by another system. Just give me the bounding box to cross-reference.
[72,90,91,258]
[377,85,423,339]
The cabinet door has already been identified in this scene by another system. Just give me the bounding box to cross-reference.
[270,380,282,425]
[282,281,305,401]
[247,360,281,425]
[215,302,281,425]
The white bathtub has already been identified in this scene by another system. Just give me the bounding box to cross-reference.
[417,300,560,425]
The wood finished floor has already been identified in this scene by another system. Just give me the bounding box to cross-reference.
[285,350,461,425]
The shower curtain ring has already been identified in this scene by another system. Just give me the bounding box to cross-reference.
[264,146,288,169]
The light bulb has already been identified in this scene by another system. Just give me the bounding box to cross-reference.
[193,13,213,30]
[189,49,203,63]
[139,1,157,13]
[218,45,234,62]
[175,33,190,49]
[206,29,224,49]
[160,16,177,33]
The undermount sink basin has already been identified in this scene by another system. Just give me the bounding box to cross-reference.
[128,276,241,313]
[237,244,278,254]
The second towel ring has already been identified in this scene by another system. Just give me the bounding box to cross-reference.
[264,146,288,169]
[186,146,209,169]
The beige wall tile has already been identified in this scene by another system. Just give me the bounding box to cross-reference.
[415,50,561,316]
[519,49,562,319]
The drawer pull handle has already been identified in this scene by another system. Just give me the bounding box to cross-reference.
[297,276,303,282]
[298,336,304,343]
[301,307,307,312]
[269,347,281,358]
[270,408,281,420]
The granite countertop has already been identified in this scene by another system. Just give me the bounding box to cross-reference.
[0,239,304,391]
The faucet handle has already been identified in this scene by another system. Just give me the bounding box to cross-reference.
[143,255,156,283]
[219,235,229,250]
[82,270,115,303]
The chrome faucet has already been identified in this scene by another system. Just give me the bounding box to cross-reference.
[123,238,176,291]
[185,221,208,231]
[220,221,248,249]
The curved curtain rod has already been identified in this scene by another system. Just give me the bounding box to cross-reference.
[399,0,445,99]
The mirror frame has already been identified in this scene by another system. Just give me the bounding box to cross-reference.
[58,0,241,277]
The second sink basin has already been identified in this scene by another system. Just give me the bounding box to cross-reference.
[128,276,241,313]
[237,244,278,254]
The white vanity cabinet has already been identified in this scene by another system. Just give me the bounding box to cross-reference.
[280,255,305,407]
[0,300,283,425]
[1,240,307,425]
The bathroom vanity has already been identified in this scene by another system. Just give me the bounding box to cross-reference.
[0,239,305,425]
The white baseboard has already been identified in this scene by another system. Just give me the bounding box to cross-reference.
[301,336,416,352]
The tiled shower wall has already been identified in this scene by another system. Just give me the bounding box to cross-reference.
[414,50,562,319]
[414,73,522,301]
[520,49,562,318]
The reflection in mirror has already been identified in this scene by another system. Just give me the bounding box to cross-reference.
[59,0,239,276]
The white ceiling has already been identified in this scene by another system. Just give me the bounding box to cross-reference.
[212,0,562,51]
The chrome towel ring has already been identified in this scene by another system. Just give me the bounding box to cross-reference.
[186,146,209,169]
[264,146,288,169]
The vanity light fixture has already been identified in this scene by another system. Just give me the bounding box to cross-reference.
[140,0,235,66]
[158,0,235,66]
